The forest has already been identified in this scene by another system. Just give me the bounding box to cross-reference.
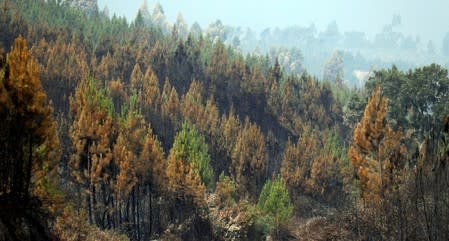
[1,0,449,240]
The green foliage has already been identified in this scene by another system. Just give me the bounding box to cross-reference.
[343,88,367,129]
[323,129,346,159]
[366,64,449,139]
[331,82,352,107]
[257,176,293,231]
[170,122,214,187]
[129,92,139,112]
[85,77,114,116]
[118,92,140,124]
[36,162,62,195]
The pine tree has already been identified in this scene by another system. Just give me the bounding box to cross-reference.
[203,97,220,135]
[181,80,205,126]
[113,109,147,203]
[32,36,89,112]
[0,36,59,203]
[220,108,241,155]
[69,76,115,224]
[166,155,205,207]
[206,41,229,99]
[161,78,180,127]
[130,63,143,90]
[114,132,137,202]
[138,128,165,188]
[169,123,214,187]
[141,66,161,109]
[231,118,266,199]
[108,79,127,112]
[258,176,293,236]
[349,87,405,202]
[307,131,344,200]
[280,127,319,197]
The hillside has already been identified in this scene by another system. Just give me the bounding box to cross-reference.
[1,1,449,240]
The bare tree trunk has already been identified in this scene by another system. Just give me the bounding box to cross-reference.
[136,185,141,241]
[111,195,116,229]
[125,197,130,228]
[88,153,93,224]
[92,184,97,225]
[419,170,432,241]
[132,187,137,240]
[149,184,153,238]
[24,135,32,201]
[378,141,384,241]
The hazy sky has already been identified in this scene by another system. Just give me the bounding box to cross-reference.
[98,0,449,46]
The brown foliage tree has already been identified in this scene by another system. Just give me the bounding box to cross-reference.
[0,36,59,203]
[69,77,115,225]
[349,87,405,202]
[166,156,205,207]
[31,36,89,112]
[109,79,127,112]
[280,127,320,198]
[130,63,143,90]
[231,118,267,200]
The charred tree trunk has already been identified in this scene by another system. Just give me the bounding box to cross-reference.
[136,185,141,241]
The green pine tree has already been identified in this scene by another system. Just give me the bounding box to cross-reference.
[257,176,293,234]
[170,122,214,187]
